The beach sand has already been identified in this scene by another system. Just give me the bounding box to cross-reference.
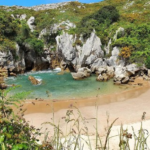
[23,77,150,149]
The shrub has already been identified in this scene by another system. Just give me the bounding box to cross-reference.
[0,87,53,150]
[145,56,150,69]
[0,38,16,52]
[25,38,44,55]
[119,46,133,59]
[93,5,119,25]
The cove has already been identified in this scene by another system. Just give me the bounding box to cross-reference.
[5,70,128,100]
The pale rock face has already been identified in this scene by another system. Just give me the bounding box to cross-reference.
[79,31,104,65]
[0,51,14,70]
[96,66,114,81]
[107,46,125,67]
[85,54,97,65]
[104,39,111,55]
[13,43,26,72]
[126,64,139,76]
[0,44,25,72]
[114,66,129,84]
[107,66,115,78]
[113,27,125,41]
[91,58,107,72]
[11,14,15,19]
[56,31,104,70]
[56,32,76,61]
[95,67,107,75]
[114,64,139,84]
[27,16,35,32]
[20,14,27,20]
[123,1,135,9]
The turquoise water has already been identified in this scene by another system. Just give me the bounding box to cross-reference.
[5,70,124,100]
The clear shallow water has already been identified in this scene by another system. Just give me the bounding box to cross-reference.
[5,70,125,100]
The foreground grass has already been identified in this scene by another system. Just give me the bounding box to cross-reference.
[0,88,149,150]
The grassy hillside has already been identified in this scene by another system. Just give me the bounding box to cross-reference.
[1,0,150,66]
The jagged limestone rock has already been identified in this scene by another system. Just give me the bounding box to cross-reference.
[104,39,111,55]
[56,31,104,70]
[79,30,104,65]
[20,14,27,20]
[91,58,107,72]
[113,27,125,41]
[27,16,35,32]
[56,31,76,61]
[107,47,125,67]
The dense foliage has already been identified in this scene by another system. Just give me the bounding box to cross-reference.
[0,87,53,150]
[76,5,119,39]
[25,38,44,55]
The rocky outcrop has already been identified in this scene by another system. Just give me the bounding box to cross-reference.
[27,16,35,32]
[0,43,51,74]
[56,31,76,62]
[5,2,70,11]
[91,58,107,72]
[97,73,109,82]
[96,66,114,82]
[79,31,104,66]
[104,39,111,55]
[113,27,125,41]
[56,30,104,71]
[71,67,91,80]
[107,47,125,67]
[28,76,42,85]
[113,64,140,84]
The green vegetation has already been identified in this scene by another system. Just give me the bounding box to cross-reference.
[25,38,44,55]
[76,5,119,39]
[0,87,53,150]
[1,0,150,64]
[145,56,150,69]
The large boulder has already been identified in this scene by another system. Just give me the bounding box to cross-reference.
[114,66,132,84]
[107,66,115,78]
[96,73,109,82]
[96,66,114,82]
[71,67,91,80]
[126,64,140,76]
[28,76,42,85]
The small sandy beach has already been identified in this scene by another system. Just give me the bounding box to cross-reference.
[23,77,150,149]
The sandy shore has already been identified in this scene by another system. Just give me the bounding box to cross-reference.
[23,77,150,149]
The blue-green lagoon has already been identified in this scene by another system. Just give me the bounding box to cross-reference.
[5,70,126,100]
